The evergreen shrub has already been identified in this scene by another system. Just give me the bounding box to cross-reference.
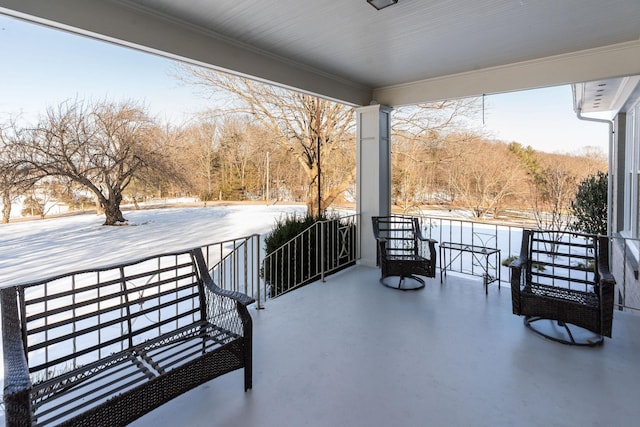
[263,213,356,297]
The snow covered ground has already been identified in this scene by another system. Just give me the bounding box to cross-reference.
[0,204,307,287]
[0,204,308,421]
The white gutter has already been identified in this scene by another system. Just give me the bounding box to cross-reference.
[575,106,614,236]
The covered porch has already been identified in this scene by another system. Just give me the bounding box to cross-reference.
[1,2,639,425]
[132,266,640,427]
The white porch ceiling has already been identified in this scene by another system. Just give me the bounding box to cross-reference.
[1,0,640,106]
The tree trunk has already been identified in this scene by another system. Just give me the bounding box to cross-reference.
[306,198,319,218]
[2,191,11,224]
[101,193,126,226]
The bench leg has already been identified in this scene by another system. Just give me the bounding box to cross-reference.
[244,334,253,391]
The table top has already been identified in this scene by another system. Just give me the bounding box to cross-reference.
[439,241,500,255]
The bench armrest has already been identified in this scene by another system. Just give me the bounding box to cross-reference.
[192,248,255,307]
[192,248,254,343]
[1,288,33,423]
[201,273,256,307]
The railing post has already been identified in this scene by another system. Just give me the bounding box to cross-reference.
[321,220,326,282]
[255,234,264,309]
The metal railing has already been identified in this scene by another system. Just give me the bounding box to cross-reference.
[196,213,640,314]
[418,214,640,313]
[199,234,265,308]
[418,215,524,285]
[262,214,359,299]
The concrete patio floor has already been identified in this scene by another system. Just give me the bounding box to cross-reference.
[132,265,640,427]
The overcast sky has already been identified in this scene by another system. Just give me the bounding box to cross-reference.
[0,14,610,154]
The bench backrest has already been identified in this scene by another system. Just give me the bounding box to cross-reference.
[372,215,422,257]
[3,248,208,385]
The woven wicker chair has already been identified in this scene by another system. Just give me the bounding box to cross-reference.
[510,229,615,346]
[372,215,437,290]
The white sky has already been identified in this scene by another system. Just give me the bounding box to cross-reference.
[0,14,610,154]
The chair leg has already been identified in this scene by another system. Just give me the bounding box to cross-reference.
[379,274,425,290]
[524,316,604,347]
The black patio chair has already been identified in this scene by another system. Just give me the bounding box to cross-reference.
[510,229,615,346]
[371,215,437,290]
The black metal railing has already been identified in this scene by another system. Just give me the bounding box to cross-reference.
[418,214,640,313]
[262,214,359,298]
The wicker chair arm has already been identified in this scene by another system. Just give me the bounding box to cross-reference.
[509,255,527,270]
[510,229,531,299]
[597,243,615,295]
[509,254,528,315]
[599,265,616,286]
[417,235,438,244]
[418,237,437,260]
[599,272,616,339]
[414,222,438,244]
[376,238,389,255]
[597,237,616,285]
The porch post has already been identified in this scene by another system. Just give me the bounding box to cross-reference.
[356,104,393,267]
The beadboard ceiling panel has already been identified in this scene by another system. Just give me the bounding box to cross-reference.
[1,0,640,105]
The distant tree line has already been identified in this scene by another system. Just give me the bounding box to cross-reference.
[0,69,607,227]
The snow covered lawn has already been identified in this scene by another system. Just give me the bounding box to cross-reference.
[0,204,306,287]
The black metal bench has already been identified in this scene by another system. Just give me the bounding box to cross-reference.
[510,229,615,346]
[372,215,437,290]
[1,248,254,426]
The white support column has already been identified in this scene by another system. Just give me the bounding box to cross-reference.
[356,104,393,267]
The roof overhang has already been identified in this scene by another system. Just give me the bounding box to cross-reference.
[573,76,640,119]
[1,0,640,107]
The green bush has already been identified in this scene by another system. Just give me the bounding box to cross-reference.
[501,255,518,267]
[571,171,608,235]
[263,213,321,257]
[263,213,356,297]
[501,254,545,271]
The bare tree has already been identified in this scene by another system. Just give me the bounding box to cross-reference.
[445,138,526,218]
[0,123,38,223]
[391,99,485,209]
[532,160,577,231]
[392,98,482,141]
[177,67,355,217]
[9,99,176,225]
